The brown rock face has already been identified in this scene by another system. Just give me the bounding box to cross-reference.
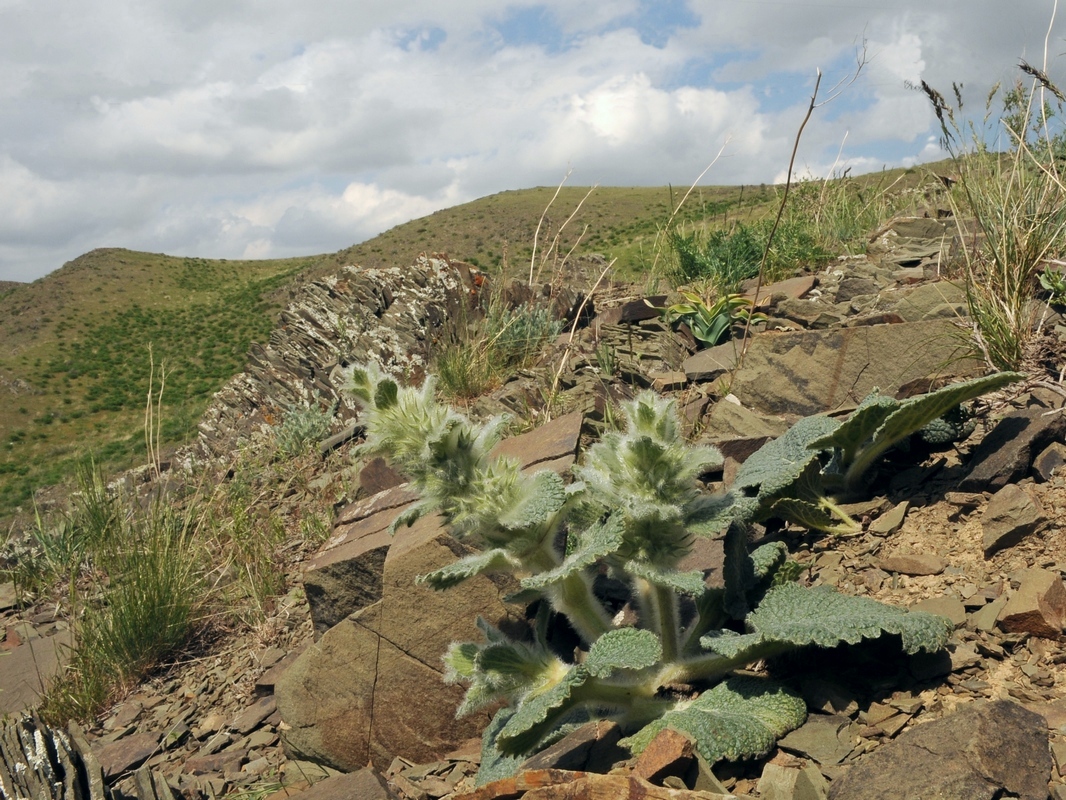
[961,407,1066,492]
[726,320,981,417]
[0,630,72,717]
[998,568,1066,638]
[981,484,1046,558]
[828,700,1051,800]
[455,769,733,800]
[876,553,946,576]
[276,515,525,770]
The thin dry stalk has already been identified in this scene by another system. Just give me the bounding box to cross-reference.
[530,182,598,287]
[544,257,616,420]
[739,45,868,362]
[648,140,730,278]
[529,169,572,284]
[144,345,166,483]
[739,69,823,358]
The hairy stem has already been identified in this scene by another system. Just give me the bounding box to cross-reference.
[657,640,793,686]
[550,572,613,643]
[647,581,681,662]
[579,679,676,727]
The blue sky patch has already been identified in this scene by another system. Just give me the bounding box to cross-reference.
[490,6,569,53]
[615,0,701,48]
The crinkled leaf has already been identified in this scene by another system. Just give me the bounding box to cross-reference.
[418,548,518,589]
[919,406,975,446]
[497,470,566,531]
[520,515,624,591]
[846,372,1023,487]
[374,378,399,410]
[585,628,662,678]
[497,666,590,755]
[621,676,806,764]
[733,415,840,502]
[475,708,524,786]
[750,541,788,581]
[747,582,954,655]
[685,492,737,536]
[808,392,898,463]
[698,630,766,660]
[626,560,708,596]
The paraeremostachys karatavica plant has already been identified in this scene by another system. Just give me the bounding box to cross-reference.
[344,362,967,784]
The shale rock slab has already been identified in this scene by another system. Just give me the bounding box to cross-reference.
[277,513,525,770]
[828,700,1051,800]
[727,320,981,417]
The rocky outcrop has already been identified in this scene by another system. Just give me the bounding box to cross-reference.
[0,714,108,800]
[197,256,476,457]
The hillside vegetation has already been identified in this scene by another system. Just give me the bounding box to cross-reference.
[0,166,936,525]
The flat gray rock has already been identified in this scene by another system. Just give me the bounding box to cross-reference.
[960,407,1066,492]
[727,320,981,417]
[828,700,1051,800]
[981,484,1046,558]
[778,714,857,766]
[0,630,72,716]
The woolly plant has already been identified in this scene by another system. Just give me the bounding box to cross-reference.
[341,363,993,783]
[731,371,1022,535]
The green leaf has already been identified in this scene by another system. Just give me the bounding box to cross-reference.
[346,366,372,404]
[418,548,519,589]
[621,676,806,764]
[685,492,736,536]
[746,582,954,655]
[520,515,624,592]
[698,630,766,660]
[808,392,899,463]
[769,497,862,536]
[625,561,708,596]
[443,641,479,681]
[585,628,662,677]
[845,372,1023,488]
[445,622,561,716]
[750,541,789,581]
[388,502,429,533]
[497,666,590,755]
[497,470,567,531]
[475,709,525,786]
[374,378,399,410]
[733,414,839,502]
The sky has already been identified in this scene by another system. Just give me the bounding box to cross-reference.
[1,0,1063,283]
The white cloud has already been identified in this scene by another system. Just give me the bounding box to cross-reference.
[1,0,1065,281]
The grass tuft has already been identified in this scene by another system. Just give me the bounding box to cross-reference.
[920,67,1066,370]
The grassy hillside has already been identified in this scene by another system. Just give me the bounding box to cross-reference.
[0,250,324,518]
[0,165,940,525]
